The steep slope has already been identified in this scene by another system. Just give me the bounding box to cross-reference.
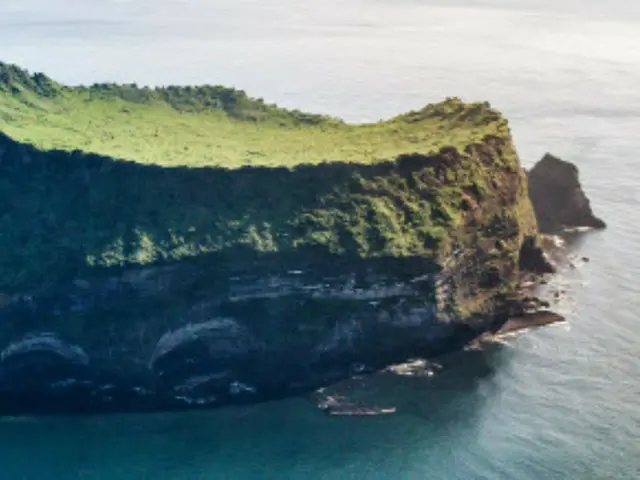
[0,62,539,414]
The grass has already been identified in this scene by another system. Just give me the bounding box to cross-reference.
[0,61,532,295]
[0,62,508,168]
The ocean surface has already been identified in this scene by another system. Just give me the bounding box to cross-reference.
[1,0,639,478]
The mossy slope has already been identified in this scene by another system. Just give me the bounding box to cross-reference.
[0,62,537,305]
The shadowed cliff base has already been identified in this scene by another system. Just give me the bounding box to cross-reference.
[0,251,487,416]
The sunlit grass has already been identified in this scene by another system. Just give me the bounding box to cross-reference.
[0,62,507,169]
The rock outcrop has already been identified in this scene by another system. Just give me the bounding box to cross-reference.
[528,153,606,233]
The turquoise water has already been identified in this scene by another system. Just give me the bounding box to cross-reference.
[1,0,640,478]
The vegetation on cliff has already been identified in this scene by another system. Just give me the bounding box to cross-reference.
[2,62,508,168]
[0,62,537,299]
[528,153,606,233]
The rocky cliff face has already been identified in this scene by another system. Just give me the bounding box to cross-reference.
[0,121,541,414]
[528,153,606,233]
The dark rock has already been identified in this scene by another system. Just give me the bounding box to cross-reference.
[0,292,13,309]
[0,257,486,415]
[497,311,565,335]
[527,153,606,233]
[519,236,556,274]
[479,266,502,288]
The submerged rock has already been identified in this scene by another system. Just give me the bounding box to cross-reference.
[527,153,606,233]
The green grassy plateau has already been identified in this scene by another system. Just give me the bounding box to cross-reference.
[0,62,507,168]
[0,62,536,294]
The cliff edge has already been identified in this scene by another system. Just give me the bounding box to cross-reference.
[0,62,545,414]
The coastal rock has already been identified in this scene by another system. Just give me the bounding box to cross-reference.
[527,153,606,233]
[518,235,556,274]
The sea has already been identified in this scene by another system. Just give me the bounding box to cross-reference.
[0,0,639,478]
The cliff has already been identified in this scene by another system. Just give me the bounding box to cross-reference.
[0,62,540,414]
